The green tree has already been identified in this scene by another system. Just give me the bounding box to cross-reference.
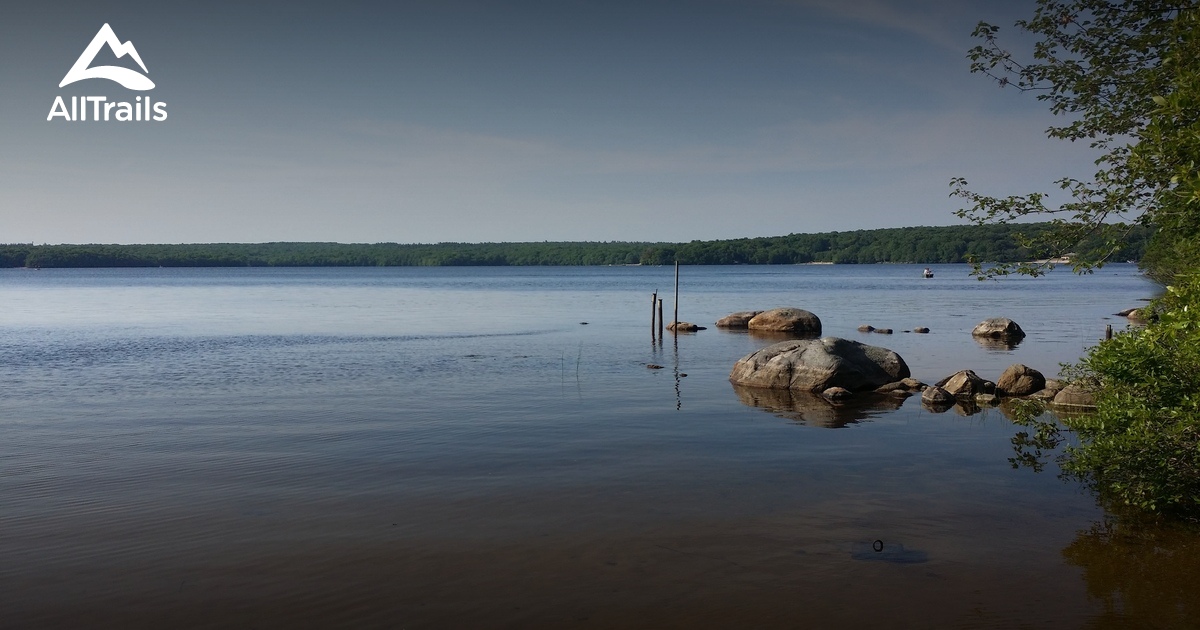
[960,0,1200,519]
[950,0,1199,278]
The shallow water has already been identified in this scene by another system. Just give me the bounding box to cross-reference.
[2,264,1191,628]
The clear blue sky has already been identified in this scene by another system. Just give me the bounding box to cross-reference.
[0,0,1097,244]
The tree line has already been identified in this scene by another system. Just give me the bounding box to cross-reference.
[0,222,1150,268]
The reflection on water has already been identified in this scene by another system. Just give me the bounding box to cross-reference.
[714,327,824,344]
[0,265,1183,628]
[730,384,904,428]
[1064,519,1200,629]
[973,335,1024,351]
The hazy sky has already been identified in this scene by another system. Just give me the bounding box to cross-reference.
[1,0,1097,244]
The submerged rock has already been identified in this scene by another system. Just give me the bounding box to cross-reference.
[975,393,1000,406]
[729,337,909,392]
[875,378,926,393]
[747,308,822,334]
[857,324,875,333]
[666,321,706,332]
[823,386,853,400]
[912,327,930,334]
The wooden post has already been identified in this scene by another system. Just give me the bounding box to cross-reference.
[1105,324,1113,340]
[673,260,679,334]
[658,299,664,339]
[651,292,657,339]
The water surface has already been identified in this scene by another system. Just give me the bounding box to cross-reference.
[2,264,1187,628]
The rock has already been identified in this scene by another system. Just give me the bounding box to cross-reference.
[921,386,954,405]
[1053,384,1097,409]
[857,324,875,332]
[972,318,1027,340]
[729,337,910,392]
[912,327,930,334]
[996,364,1046,396]
[936,369,989,398]
[874,328,893,334]
[1114,308,1138,317]
[667,321,706,332]
[1126,308,1149,324]
[747,308,822,334]
[1029,379,1067,401]
[823,386,853,400]
[716,311,763,328]
[646,364,664,369]
[875,378,926,393]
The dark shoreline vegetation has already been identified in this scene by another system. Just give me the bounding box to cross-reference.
[0,222,1151,268]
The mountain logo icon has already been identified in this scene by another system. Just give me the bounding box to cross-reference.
[59,23,155,91]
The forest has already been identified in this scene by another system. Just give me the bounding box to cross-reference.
[0,222,1150,268]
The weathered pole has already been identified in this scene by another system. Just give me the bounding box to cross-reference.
[651,291,658,339]
[1105,324,1113,340]
[658,298,664,339]
[673,260,679,334]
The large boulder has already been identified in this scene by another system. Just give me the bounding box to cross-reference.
[935,369,994,398]
[996,364,1046,396]
[729,337,909,392]
[972,318,1026,340]
[716,311,763,328]
[747,308,822,334]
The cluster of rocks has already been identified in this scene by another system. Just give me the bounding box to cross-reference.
[727,332,1095,412]
[917,365,1091,410]
[712,309,1029,344]
[715,307,822,333]
[711,309,1099,411]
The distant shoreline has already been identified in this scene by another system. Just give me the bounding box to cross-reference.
[0,223,1148,269]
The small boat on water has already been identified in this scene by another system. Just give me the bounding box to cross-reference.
[923,268,934,278]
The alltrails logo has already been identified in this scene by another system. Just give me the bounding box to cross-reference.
[47,23,167,122]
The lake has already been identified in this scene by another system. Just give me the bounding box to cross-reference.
[3,264,1196,628]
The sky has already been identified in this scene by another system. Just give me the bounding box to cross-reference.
[0,0,1100,245]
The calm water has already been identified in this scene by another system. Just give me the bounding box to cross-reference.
[2,264,1195,628]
